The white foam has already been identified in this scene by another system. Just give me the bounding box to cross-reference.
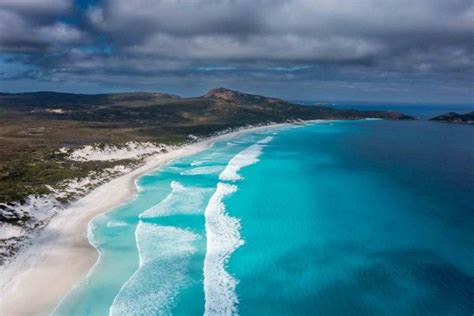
[190,160,206,166]
[139,181,213,218]
[203,182,243,315]
[106,220,128,228]
[191,144,241,169]
[219,136,273,182]
[257,136,274,144]
[180,165,223,176]
[202,136,274,314]
[110,222,199,316]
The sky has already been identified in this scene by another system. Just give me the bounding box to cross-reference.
[0,0,473,103]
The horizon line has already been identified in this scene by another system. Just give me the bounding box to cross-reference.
[1,89,473,107]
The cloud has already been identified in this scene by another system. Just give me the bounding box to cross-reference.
[0,0,72,16]
[0,0,85,52]
[0,0,473,102]
[86,0,473,62]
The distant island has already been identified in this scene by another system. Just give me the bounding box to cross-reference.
[429,111,474,124]
[0,87,414,264]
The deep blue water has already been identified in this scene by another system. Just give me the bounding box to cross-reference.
[293,101,473,119]
[54,110,473,315]
[335,104,473,120]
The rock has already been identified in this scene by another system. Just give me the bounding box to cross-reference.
[429,111,474,124]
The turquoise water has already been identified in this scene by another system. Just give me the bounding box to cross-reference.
[54,119,474,315]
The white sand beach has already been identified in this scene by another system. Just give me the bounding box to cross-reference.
[0,124,289,316]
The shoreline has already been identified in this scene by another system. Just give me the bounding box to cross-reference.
[0,122,291,316]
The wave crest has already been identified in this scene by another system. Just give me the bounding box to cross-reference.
[203,182,243,315]
[110,223,200,316]
[219,136,273,182]
[140,181,213,218]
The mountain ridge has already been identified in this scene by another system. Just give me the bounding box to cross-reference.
[0,86,414,205]
[0,86,415,262]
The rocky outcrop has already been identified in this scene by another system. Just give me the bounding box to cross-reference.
[204,87,283,105]
[430,111,474,124]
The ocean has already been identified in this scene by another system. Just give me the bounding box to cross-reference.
[54,106,474,315]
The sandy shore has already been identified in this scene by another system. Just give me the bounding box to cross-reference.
[0,123,289,316]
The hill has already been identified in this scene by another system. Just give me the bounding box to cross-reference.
[0,87,415,263]
[0,87,414,203]
[0,87,416,203]
[429,111,474,124]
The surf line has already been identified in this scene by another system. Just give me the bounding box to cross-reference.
[203,136,273,315]
[110,222,199,316]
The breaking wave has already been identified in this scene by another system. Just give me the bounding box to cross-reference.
[203,136,274,314]
[107,220,128,228]
[257,136,274,144]
[219,136,273,182]
[180,165,223,176]
[140,181,213,218]
[110,222,200,316]
[203,182,243,315]
[190,160,206,166]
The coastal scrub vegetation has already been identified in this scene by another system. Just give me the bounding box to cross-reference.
[0,88,413,204]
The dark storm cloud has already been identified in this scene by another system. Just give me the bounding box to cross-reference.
[83,0,473,65]
[0,0,473,102]
[0,0,86,52]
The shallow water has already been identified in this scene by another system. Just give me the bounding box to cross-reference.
[54,118,474,315]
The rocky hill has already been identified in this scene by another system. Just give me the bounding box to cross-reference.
[204,87,283,104]
[429,111,474,124]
